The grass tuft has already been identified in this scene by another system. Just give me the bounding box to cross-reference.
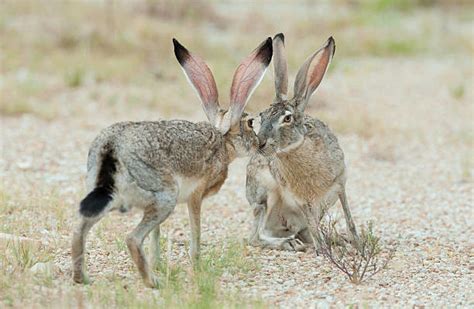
[450,84,465,100]
[65,68,85,88]
[155,237,262,308]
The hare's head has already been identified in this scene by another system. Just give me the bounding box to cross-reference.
[174,38,272,157]
[256,34,335,155]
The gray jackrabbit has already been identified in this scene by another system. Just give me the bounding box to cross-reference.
[246,34,357,251]
[72,38,272,287]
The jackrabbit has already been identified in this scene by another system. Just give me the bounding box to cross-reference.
[72,37,272,287]
[246,34,357,251]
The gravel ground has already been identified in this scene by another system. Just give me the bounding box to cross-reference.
[1,56,473,307]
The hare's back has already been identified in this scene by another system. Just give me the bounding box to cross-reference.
[115,120,225,173]
[304,116,344,161]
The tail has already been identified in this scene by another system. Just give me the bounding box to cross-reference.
[80,149,117,217]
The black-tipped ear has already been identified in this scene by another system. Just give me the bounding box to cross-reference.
[273,33,285,44]
[173,38,190,66]
[225,37,273,132]
[255,37,273,68]
[328,36,336,57]
[272,33,288,101]
[173,38,221,126]
[293,36,335,112]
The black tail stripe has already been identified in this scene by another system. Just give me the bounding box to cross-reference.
[80,150,117,217]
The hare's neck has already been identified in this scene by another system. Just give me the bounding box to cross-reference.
[224,138,237,163]
[274,144,309,178]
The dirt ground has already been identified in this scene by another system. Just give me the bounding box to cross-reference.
[1,1,473,308]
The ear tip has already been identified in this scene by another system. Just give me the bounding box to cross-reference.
[261,37,273,65]
[327,36,336,55]
[173,38,189,65]
[172,38,181,48]
[274,33,285,43]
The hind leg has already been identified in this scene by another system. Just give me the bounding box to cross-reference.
[149,225,161,270]
[127,192,175,288]
[339,189,358,242]
[72,215,103,284]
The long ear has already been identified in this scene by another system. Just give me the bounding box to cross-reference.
[223,37,272,132]
[173,38,220,125]
[293,36,335,112]
[273,33,288,102]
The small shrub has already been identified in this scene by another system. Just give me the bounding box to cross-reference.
[311,217,396,284]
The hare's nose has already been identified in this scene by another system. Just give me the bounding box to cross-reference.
[259,139,267,149]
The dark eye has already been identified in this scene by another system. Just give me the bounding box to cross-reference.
[247,118,254,128]
[283,114,292,123]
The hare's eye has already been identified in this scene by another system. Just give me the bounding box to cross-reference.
[283,114,292,123]
[247,118,254,128]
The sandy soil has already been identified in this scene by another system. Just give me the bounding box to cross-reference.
[1,52,473,307]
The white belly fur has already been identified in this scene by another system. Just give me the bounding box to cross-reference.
[176,175,201,204]
[257,165,278,191]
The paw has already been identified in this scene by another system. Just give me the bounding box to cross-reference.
[144,274,160,289]
[73,271,90,285]
[284,236,307,251]
[282,236,306,252]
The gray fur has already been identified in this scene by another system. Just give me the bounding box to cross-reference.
[72,37,271,288]
[246,36,357,251]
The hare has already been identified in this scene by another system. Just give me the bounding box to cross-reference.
[72,37,272,288]
[246,34,357,251]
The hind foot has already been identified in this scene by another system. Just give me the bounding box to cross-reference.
[281,236,307,252]
[143,274,160,289]
[73,271,90,285]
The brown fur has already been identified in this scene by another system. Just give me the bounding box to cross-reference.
[72,38,272,288]
[246,35,358,251]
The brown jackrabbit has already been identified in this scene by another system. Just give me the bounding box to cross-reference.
[246,34,358,251]
[72,38,272,287]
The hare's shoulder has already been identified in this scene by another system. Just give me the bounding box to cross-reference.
[303,116,340,145]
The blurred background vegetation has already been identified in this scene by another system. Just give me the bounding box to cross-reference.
[0,2,472,306]
[0,0,472,124]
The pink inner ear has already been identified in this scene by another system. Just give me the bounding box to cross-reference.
[307,47,331,94]
[184,56,219,107]
[180,52,220,123]
[230,60,264,106]
[226,37,272,127]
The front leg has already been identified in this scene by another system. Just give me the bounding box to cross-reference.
[187,193,202,264]
[249,202,266,246]
[298,203,323,251]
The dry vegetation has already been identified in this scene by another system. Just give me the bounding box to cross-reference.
[0,0,473,307]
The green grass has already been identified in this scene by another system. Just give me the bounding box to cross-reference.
[156,239,263,308]
[67,239,264,308]
[0,186,264,308]
[65,68,85,88]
